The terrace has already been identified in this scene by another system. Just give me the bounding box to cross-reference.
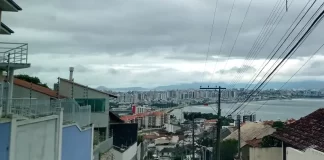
[0,42,30,69]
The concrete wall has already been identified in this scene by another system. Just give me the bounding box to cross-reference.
[165,124,181,133]
[62,124,92,160]
[287,147,324,160]
[15,116,59,160]
[0,122,10,160]
[137,143,141,160]
[13,85,51,99]
[249,147,282,160]
[108,142,138,160]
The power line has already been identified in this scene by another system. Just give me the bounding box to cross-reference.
[209,0,238,83]
[251,42,324,115]
[220,0,254,77]
[225,0,319,116]
[237,2,324,113]
[225,0,289,89]
[201,0,220,85]
[229,6,324,115]
[243,0,316,91]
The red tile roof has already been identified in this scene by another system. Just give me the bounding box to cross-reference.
[14,78,65,98]
[120,115,137,121]
[205,119,217,123]
[120,111,167,122]
[272,108,324,152]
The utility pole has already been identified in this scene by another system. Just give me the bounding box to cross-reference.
[236,115,241,160]
[192,113,195,160]
[200,86,226,160]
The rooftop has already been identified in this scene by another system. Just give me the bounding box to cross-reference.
[272,108,324,152]
[0,42,30,70]
[14,78,65,98]
[59,78,117,98]
[0,0,22,12]
[224,122,276,148]
[0,22,14,34]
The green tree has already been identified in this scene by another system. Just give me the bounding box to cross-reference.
[220,139,238,160]
[261,136,282,147]
[137,135,143,144]
[14,74,49,88]
[272,121,284,129]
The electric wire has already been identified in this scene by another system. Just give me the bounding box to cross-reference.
[237,0,324,113]
[229,7,324,115]
[201,0,220,85]
[243,0,316,92]
[217,0,254,82]
[225,0,319,116]
[208,0,238,83]
[251,43,324,114]
[224,0,289,89]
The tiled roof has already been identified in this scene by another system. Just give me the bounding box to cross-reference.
[120,115,137,121]
[205,119,217,123]
[272,108,324,152]
[59,78,117,98]
[14,78,65,98]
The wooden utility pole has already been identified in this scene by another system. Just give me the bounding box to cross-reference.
[236,115,241,160]
[200,86,226,160]
[192,113,195,160]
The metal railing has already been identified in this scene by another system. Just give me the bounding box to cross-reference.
[0,42,28,64]
[1,98,91,127]
[10,99,56,118]
[60,99,91,127]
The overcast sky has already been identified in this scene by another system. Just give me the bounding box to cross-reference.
[1,0,324,88]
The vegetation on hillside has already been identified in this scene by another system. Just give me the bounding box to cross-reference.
[14,74,49,88]
[183,112,234,125]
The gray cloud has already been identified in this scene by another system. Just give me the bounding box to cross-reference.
[1,0,322,60]
[217,65,256,74]
[3,0,324,88]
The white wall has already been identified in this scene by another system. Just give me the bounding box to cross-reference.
[108,142,138,160]
[156,115,161,127]
[136,143,141,160]
[10,113,62,160]
[249,147,282,160]
[287,147,324,160]
[165,124,181,133]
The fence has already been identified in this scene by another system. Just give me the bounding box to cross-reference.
[2,98,91,127]
[60,99,91,127]
[9,98,56,118]
[0,43,28,64]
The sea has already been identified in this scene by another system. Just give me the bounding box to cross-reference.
[170,98,324,121]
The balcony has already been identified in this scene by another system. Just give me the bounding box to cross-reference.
[1,98,92,128]
[0,0,22,12]
[0,42,30,70]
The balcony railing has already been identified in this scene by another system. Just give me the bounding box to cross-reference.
[60,99,91,127]
[0,42,28,64]
[2,98,91,127]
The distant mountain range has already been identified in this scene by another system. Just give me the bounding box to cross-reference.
[97,81,324,92]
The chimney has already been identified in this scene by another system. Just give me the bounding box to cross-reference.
[69,67,74,81]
